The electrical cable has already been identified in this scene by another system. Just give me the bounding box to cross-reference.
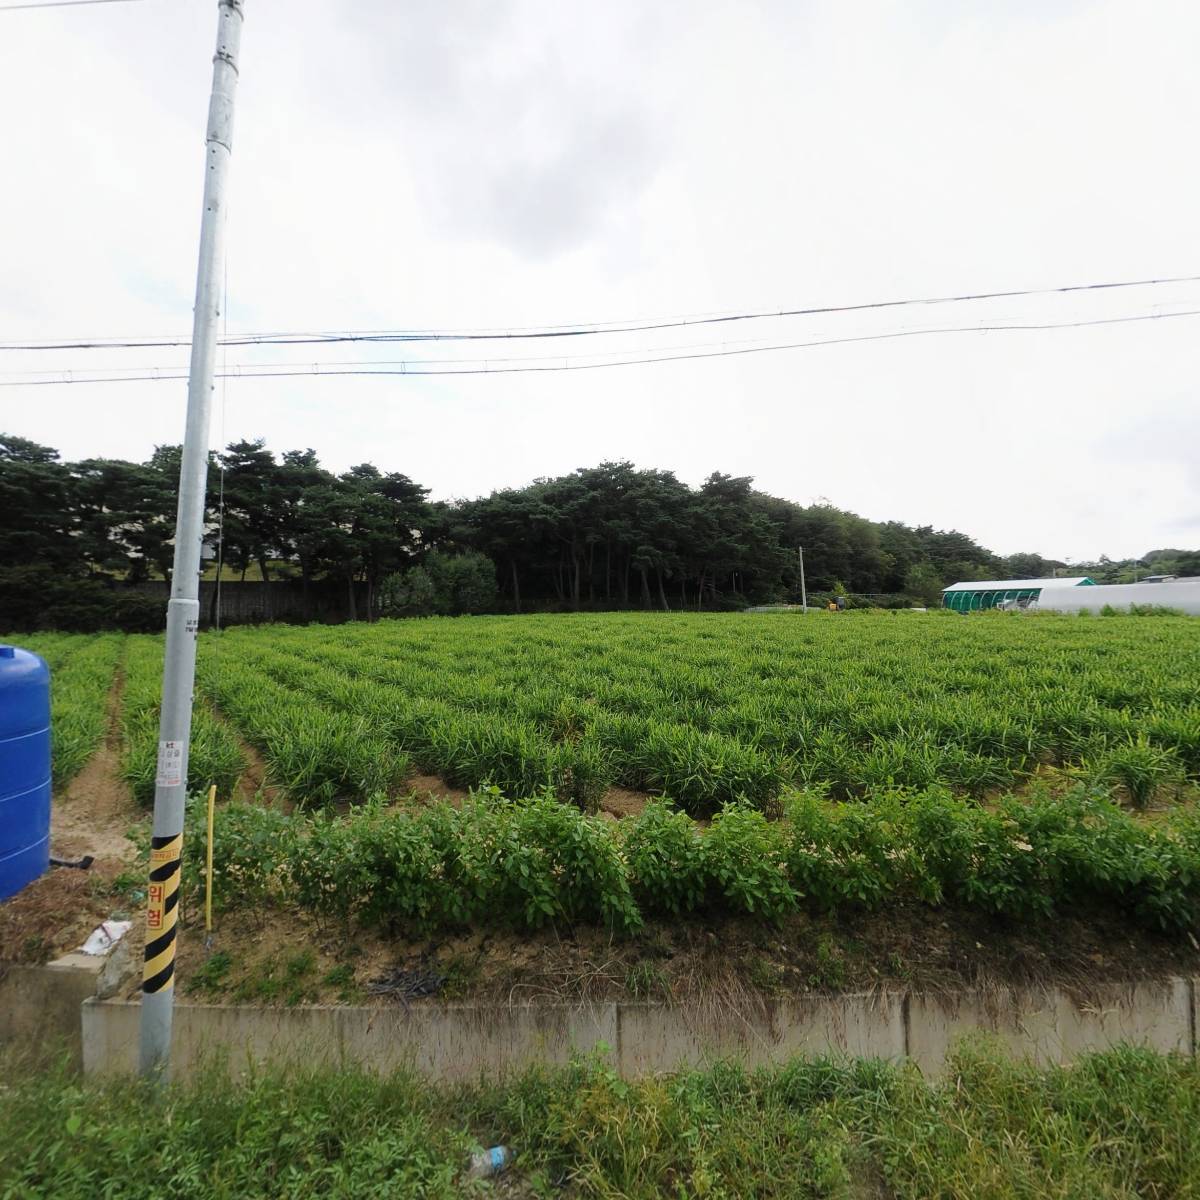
[2,307,1196,388]
[6,301,1199,381]
[1,272,1197,352]
[214,258,229,635]
[0,0,142,10]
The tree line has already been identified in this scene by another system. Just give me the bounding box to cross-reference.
[1,432,1195,630]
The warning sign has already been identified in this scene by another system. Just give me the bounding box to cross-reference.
[155,741,184,788]
[147,884,165,930]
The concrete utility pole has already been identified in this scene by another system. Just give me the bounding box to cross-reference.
[139,0,245,1078]
[798,546,808,611]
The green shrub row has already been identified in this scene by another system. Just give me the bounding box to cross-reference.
[0,564,165,633]
[184,786,1200,935]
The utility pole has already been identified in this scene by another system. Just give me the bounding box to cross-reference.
[139,0,245,1078]
[798,546,808,611]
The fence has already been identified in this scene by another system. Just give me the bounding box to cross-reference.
[133,581,369,628]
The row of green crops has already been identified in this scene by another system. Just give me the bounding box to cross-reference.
[194,647,409,804]
[46,634,125,786]
[196,612,1200,812]
[3,631,125,785]
[119,636,247,806]
[183,785,1200,936]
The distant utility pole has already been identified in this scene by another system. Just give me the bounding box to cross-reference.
[139,0,245,1078]
[798,546,808,611]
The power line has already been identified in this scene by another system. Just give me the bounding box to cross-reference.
[4,304,1198,382]
[0,328,842,379]
[2,272,1197,352]
[4,307,1196,387]
[0,0,142,10]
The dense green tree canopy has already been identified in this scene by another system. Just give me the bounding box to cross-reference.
[3,432,1191,626]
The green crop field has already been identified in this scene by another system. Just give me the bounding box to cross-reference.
[191,610,1200,811]
[12,610,1200,940]
[19,611,1199,811]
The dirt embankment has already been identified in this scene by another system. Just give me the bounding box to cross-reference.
[1,669,141,964]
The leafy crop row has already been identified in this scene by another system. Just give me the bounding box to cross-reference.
[3,631,125,785]
[184,785,1200,936]
[194,647,407,804]
[197,613,1200,811]
[119,636,246,806]
[48,634,125,785]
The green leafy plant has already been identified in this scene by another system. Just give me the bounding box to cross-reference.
[703,804,797,920]
[623,800,709,915]
[1085,736,1185,808]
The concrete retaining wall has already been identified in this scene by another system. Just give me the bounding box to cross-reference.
[906,978,1194,1071]
[77,978,1199,1080]
[0,953,104,1070]
[5,956,1197,1079]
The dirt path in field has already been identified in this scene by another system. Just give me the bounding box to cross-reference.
[3,665,141,964]
[398,776,653,819]
[599,787,650,819]
[233,733,282,806]
[403,774,470,806]
[201,700,285,808]
[51,665,138,866]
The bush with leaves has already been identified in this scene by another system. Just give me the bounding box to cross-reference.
[622,800,709,915]
[702,804,797,920]
[458,791,641,932]
[376,567,438,617]
[354,802,475,934]
[785,789,924,909]
[378,551,498,617]
[188,785,1200,939]
[182,796,292,918]
[284,807,374,929]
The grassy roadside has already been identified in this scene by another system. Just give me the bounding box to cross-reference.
[3,1040,1199,1198]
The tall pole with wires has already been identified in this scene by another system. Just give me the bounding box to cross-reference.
[139,0,245,1078]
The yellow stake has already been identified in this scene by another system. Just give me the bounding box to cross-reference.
[205,783,216,934]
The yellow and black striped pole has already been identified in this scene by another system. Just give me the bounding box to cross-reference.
[142,833,183,995]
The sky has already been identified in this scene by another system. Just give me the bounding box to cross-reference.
[1,0,1198,562]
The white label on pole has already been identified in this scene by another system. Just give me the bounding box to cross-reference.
[156,741,184,788]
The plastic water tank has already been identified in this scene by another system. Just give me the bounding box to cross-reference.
[0,645,51,900]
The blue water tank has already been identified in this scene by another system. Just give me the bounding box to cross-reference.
[0,645,51,900]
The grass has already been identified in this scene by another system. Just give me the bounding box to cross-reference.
[624,961,668,998]
[186,950,233,997]
[3,1041,1200,1197]
[229,950,318,1006]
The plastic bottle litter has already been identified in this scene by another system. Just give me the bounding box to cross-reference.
[465,1146,514,1180]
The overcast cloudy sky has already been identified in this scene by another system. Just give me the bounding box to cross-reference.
[2,0,1197,561]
